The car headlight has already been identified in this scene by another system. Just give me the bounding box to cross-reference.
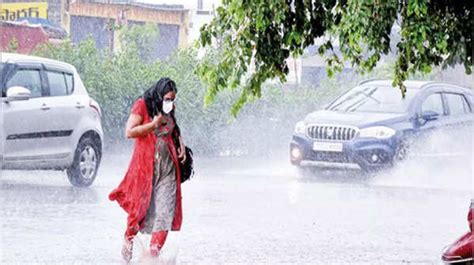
[358,126,396,139]
[294,121,306,134]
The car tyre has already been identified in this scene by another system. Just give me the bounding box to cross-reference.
[67,137,101,187]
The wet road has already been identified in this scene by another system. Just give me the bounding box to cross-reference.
[1,152,472,264]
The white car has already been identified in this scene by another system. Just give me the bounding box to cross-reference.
[1,53,103,187]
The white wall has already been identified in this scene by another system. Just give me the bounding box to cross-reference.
[136,0,220,42]
[135,0,218,10]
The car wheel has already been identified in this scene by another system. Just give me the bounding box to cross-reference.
[67,137,101,187]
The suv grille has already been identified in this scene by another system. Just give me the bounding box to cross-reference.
[307,125,358,141]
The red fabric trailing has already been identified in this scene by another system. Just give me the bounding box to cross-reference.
[109,98,183,235]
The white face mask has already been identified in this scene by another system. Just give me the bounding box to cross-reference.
[162,99,174,114]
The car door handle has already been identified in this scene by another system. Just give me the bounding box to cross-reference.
[40,104,50,111]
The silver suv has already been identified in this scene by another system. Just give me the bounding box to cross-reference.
[1,53,103,187]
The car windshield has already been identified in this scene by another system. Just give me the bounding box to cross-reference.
[327,85,416,113]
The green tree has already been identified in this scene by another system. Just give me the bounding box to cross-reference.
[119,23,160,62]
[7,38,19,53]
[198,0,473,116]
[33,28,234,154]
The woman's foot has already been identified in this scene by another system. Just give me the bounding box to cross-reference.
[150,244,160,257]
[121,237,133,263]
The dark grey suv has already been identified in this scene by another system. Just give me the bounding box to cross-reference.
[290,80,473,172]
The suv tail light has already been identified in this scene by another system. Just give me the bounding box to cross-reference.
[89,99,102,117]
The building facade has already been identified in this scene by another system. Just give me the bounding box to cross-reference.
[69,0,190,59]
[136,0,219,43]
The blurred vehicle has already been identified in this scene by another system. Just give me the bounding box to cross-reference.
[0,53,103,187]
[290,80,474,172]
[442,200,473,264]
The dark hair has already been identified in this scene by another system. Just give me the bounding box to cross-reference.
[141,77,180,136]
[142,77,177,118]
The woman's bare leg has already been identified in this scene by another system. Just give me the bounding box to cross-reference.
[122,227,138,262]
[150,230,168,257]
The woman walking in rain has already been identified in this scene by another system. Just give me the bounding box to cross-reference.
[109,78,186,262]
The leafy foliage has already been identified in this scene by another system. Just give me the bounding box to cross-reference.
[198,0,473,115]
[7,37,19,53]
[33,32,351,155]
[33,22,459,157]
[119,23,160,62]
[33,25,251,154]
[34,28,200,149]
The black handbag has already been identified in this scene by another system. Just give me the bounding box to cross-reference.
[179,146,194,183]
[170,120,194,183]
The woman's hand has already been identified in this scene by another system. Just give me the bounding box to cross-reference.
[177,138,186,164]
[126,113,162,139]
[151,114,163,129]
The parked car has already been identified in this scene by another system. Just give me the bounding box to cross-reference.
[442,200,473,264]
[290,80,474,172]
[0,53,103,187]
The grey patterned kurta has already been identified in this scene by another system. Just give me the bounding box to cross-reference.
[141,114,177,234]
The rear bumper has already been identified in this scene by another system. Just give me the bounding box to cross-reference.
[290,134,399,171]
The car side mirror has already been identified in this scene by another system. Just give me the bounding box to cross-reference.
[421,110,439,121]
[6,86,31,102]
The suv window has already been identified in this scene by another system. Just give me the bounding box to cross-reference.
[6,69,43,98]
[445,93,470,115]
[422,93,444,115]
[327,85,416,113]
[46,71,68,97]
